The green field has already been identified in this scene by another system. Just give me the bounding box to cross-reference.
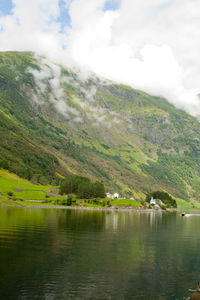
[0,169,55,191]
[0,169,142,208]
[175,198,200,209]
[110,199,142,208]
[0,169,58,200]
[0,169,196,209]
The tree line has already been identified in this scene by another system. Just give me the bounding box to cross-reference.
[60,175,106,199]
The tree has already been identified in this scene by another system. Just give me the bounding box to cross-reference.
[146,191,177,208]
[92,182,106,198]
[0,159,9,169]
[59,175,106,199]
[60,175,90,195]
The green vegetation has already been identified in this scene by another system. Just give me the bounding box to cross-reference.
[175,198,200,209]
[60,175,106,199]
[111,199,143,208]
[0,169,142,209]
[146,191,177,208]
[1,51,200,204]
[0,169,55,192]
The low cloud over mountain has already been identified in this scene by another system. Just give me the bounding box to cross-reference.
[1,0,200,117]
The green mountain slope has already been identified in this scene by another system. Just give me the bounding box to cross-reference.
[1,51,200,201]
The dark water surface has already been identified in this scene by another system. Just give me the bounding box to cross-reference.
[0,207,200,300]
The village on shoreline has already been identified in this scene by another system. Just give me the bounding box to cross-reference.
[0,170,197,211]
[0,189,178,212]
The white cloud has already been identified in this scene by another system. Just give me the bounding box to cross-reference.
[66,0,200,117]
[1,0,200,117]
[27,57,81,120]
[0,0,68,61]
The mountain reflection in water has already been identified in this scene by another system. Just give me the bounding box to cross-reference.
[0,207,200,300]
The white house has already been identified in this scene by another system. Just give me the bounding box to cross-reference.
[113,193,119,199]
[106,193,112,198]
[106,192,120,199]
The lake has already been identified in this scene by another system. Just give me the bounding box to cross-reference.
[0,207,200,300]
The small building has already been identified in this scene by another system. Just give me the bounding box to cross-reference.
[106,192,120,199]
[106,193,112,198]
[150,197,166,209]
[113,193,119,199]
[150,197,156,205]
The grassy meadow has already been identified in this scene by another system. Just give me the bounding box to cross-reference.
[0,169,143,208]
[0,169,197,210]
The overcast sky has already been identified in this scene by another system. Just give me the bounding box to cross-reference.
[0,0,200,117]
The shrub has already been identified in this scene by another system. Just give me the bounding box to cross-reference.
[7,191,14,197]
[67,194,77,206]
[61,198,69,206]
[54,195,77,206]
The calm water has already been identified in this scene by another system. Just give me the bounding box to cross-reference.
[0,208,200,299]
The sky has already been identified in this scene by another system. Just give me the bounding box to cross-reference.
[0,0,200,117]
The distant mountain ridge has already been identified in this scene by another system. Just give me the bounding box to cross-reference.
[1,51,200,201]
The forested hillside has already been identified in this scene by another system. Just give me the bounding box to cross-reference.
[1,51,200,201]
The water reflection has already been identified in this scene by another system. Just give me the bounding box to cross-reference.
[105,212,119,230]
[0,208,200,299]
[149,211,163,227]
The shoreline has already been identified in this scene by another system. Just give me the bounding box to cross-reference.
[0,203,177,213]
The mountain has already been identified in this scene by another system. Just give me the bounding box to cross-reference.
[1,51,200,201]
